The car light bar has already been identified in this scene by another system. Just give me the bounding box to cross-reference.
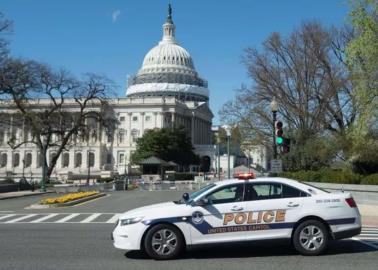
[235,172,255,180]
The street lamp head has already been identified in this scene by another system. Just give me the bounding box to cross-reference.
[223,125,232,137]
[270,97,278,112]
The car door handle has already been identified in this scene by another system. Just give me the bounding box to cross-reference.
[287,203,299,207]
[231,206,244,211]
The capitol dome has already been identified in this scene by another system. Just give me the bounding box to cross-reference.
[126,6,209,102]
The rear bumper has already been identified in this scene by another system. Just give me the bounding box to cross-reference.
[333,227,361,240]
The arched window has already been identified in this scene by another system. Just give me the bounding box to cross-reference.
[88,152,95,167]
[62,152,69,168]
[75,152,82,168]
[0,153,7,168]
[25,153,32,168]
[13,153,20,167]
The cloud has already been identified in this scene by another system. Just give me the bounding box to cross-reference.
[112,10,121,23]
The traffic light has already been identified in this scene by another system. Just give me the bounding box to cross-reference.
[275,121,284,145]
[283,138,291,153]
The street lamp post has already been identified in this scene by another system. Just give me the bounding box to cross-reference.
[22,158,25,179]
[270,98,278,160]
[217,136,221,181]
[124,155,128,190]
[224,125,232,179]
[87,151,91,185]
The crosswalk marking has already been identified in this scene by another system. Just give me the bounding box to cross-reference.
[5,214,38,223]
[80,213,102,223]
[353,227,378,249]
[106,214,121,224]
[31,214,59,223]
[0,213,123,224]
[55,213,81,223]
[0,214,16,221]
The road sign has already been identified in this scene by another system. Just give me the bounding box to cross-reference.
[270,159,282,173]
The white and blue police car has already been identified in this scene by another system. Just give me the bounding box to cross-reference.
[112,175,361,260]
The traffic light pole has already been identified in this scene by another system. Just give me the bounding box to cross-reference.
[272,111,277,160]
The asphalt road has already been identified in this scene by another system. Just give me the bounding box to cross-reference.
[0,191,377,270]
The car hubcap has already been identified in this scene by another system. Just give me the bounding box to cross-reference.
[151,229,178,255]
[299,225,324,251]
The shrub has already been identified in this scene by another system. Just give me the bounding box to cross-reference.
[361,174,378,185]
[0,178,15,185]
[279,168,362,184]
[165,173,195,181]
[40,191,99,205]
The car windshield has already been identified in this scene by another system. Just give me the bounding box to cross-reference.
[188,183,216,201]
[174,183,216,204]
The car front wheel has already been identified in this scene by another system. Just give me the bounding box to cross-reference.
[144,224,185,260]
[293,220,329,256]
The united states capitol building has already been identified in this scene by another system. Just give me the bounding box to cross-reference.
[0,7,214,181]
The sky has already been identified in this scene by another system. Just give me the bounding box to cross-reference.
[1,0,351,124]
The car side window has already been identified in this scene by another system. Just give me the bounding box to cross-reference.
[281,184,310,198]
[244,183,307,201]
[206,184,244,204]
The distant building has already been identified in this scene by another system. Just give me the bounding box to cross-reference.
[0,6,214,181]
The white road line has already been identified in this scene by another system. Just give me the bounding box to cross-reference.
[0,214,16,221]
[31,214,59,223]
[106,214,121,223]
[80,213,102,223]
[358,237,378,240]
[5,214,38,223]
[55,213,80,223]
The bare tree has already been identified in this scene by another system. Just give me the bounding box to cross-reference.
[0,59,117,190]
[220,22,358,169]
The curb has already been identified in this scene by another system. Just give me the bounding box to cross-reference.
[0,191,54,200]
[40,193,106,208]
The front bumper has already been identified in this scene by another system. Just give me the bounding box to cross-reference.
[112,222,147,251]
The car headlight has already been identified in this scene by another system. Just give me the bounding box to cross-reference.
[120,217,144,226]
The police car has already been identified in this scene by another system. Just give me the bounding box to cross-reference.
[112,175,361,260]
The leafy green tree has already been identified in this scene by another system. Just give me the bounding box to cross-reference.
[346,0,378,173]
[131,128,199,167]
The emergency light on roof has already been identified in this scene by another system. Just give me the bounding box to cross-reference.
[235,172,255,180]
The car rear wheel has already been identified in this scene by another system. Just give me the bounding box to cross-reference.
[144,224,185,260]
[293,220,329,256]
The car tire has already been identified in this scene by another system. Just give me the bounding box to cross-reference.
[292,219,329,256]
[144,224,185,260]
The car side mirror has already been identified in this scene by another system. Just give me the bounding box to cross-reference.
[182,192,189,201]
[195,198,209,206]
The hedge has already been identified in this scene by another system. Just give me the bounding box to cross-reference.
[278,169,377,185]
[360,173,378,185]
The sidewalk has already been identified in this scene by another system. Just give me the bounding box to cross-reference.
[0,190,51,200]
[359,204,378,227]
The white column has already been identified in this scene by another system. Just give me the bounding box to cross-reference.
[141,112,145,136]
[154,112,158,128]
[160,112,164,128]
[171,113,175,128]
[128,112,132,146]
[6,149,13,171]
[95,148,100,169]
[191,112,195,144]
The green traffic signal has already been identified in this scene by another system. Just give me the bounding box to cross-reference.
[276,137,284,145]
